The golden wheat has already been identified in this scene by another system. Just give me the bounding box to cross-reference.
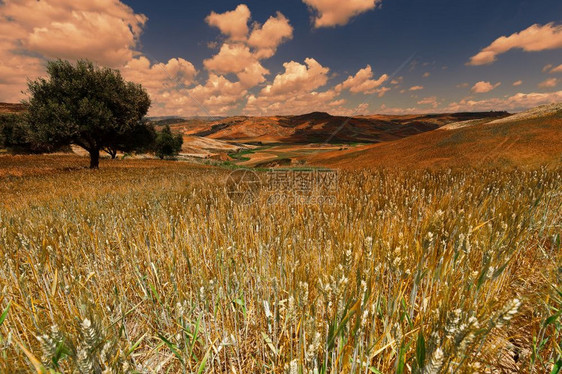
[0,157,560,373]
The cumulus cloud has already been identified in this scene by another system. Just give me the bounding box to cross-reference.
[243,59,389,115]
[417,96,439,108]
[0,1,290,116]
[122,57,197,92]
[375,86,391,97]
[205,4,251,41]
[149,4,295,116]
[329,99,346,106]
[1,0,146,67]
[248,12,293,59]
[379,104,430,115]
[0,0,148,101]
[548,64,562,73]
[471,81,501,93]
[538,78,558,88]
[468,23,562,66]
[144,59,275,117]
[245,89,339,115]
[119,55,259,117]
[147,72,252,117]
[236,62,270,88]
[203,43,257,74]
[262,58,330,96]
[205,6,293,61]
[302,0,381,28]
[513,80,523,86]
[335,65,388,94]
[149,5,292,116]
[409,85,424,91]
[197,6,293,114]
[244,58,338,115]
[447,91,562,112]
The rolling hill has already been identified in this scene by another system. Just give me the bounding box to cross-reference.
[172,111,508,144]
[0,103,26,114]
[307,104,562,169]
[3,100,555,170]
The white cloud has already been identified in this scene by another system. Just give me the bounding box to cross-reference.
[302,0,381,28]
[538,78,558,88]
[248,12,293,59]
[151,5,295,117]
[122,56,197,92]
[0,0,148,101]
[236,62,270,88]
[375,86,391,97]
[335,65,388,94]
[205,4,251,41]
[471,81,501,93]
[447,91,562,112]
[262,58,330,96]
[329,99,346,106]
[409,85,424,91]
[417,96,438,108]
[468,23,562,65]
[0,1,287,116]
[195,6,293,115]
[148,73,250,117]
[203,43,257,74]
[1,0,146,67]
[379,104,430,115]
[244,58,339,115]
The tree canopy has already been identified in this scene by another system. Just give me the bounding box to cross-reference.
[25,59,151,168]
[155,125,183,159]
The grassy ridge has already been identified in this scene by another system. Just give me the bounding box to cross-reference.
[0,156,560,373]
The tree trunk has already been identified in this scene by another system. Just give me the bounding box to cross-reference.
[104,147,117,159]
[89,148,100,169]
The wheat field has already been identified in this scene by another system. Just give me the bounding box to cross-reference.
[0,156,561,373]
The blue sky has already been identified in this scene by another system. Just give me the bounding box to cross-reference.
[1,0,562,115]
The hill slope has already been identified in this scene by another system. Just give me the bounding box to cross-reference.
[0,103,26,114]
[308,104,562,169]
[173,111,508,144]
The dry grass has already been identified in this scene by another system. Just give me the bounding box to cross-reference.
[0,155,561,373]
[309,115,562,170]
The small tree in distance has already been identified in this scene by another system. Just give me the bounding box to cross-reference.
[155,125,183,159]
[25,59,151,168]
[0,114,34,153]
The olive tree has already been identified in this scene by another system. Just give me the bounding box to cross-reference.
[103,120,157,159]
[154,125,183,159]
[26,59,151,168]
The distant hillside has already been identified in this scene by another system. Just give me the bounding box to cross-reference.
[146,116,227,127]
[147,117,187,127]
[0,103,26,114]
[308,104,562,169]
[172,111,508,144]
